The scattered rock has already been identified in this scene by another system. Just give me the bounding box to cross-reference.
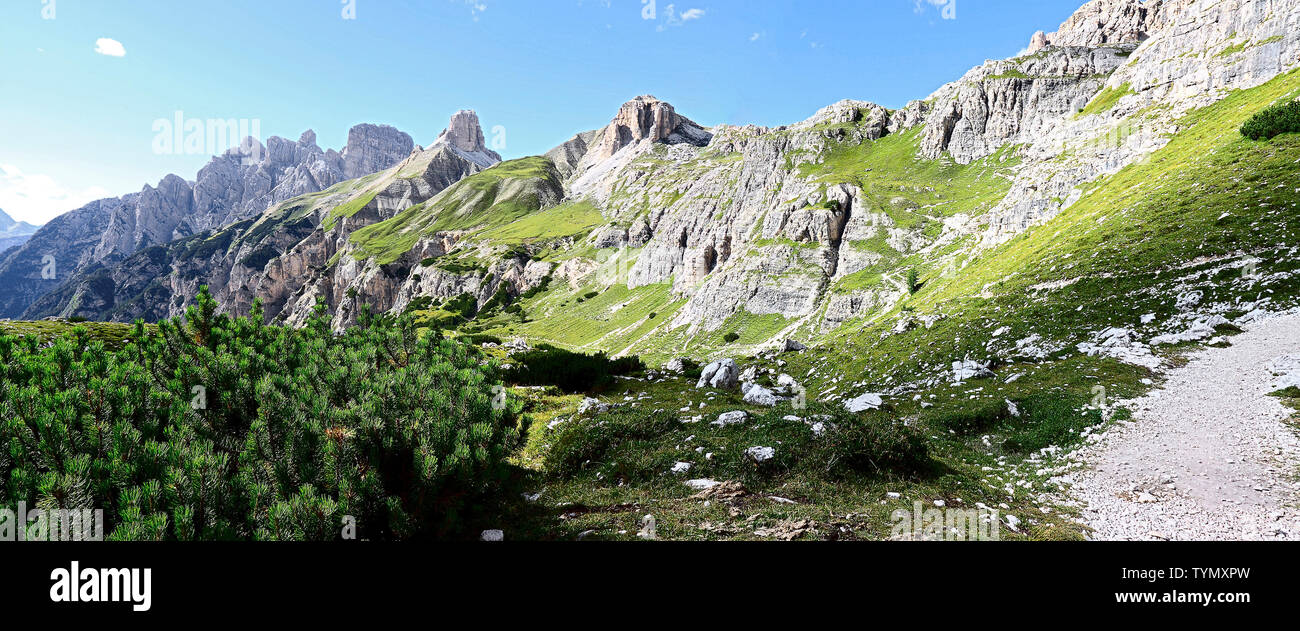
[783,339,807,352]
[713,410,748,426]
[952,359,994,382]
[697,358,740,390]
[684,479,721,491]
[742,384,779,407]
[690,480,747,502]
[662,357,689,373]
[745,446,776,463]
[480,529,504,542]
[1149,315,1229,346]
[844,392,883,413]
[577,397,612,416]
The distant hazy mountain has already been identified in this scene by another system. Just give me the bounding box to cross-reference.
[0,208,40,253]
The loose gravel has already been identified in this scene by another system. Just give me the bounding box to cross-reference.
[1064,313,1300,540]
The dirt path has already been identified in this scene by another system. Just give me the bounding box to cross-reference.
[1064,313,1300,540]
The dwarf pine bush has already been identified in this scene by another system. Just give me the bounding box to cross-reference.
[1240,99,1300,140]
[0,288,519,540]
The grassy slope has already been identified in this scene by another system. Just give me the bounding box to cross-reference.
[350,157,560,264]
[478,199,605,245]
[0,320,145,349]
[495,69,1300,541]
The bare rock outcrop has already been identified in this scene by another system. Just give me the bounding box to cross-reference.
[1027,0,1186,52]
[433,110,503,168]
[341,124,415,179]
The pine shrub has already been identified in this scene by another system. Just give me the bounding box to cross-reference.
[1240,99,1300,140]
[506,344,643,393]
[0,288,520,540]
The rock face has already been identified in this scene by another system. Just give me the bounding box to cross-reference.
[1027,0,1186,52]
[433,110,502,168]
[0,209,39,253]
[916,45,1134,163]
[341,124,414,179]
[0,124,415,318]
[26,111,501,325]
[592,95,708,160]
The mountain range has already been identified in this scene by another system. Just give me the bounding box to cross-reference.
[5,0,1299,378]
[0,209,39,254]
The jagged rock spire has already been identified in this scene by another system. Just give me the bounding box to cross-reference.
[432,110,502,168]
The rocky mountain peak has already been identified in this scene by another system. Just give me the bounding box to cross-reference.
[341,123,415,179]
[432,110,502,168]
[593,95,710,160]
[1026,0,1185,53]
[435,110,489,154]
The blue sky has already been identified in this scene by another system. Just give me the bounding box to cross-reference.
[0,0,1086,225]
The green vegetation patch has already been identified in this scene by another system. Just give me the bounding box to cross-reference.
[479,199,605,245]
[0,289,523,541]
[351,157,560,264]
[1077,82,1134,117]
[800,126,1021,220]
[1240,98,1300,141]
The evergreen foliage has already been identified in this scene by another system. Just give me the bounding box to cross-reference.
[0,287,520,540]
[505,345,644,393]
[1240,99,1300,140]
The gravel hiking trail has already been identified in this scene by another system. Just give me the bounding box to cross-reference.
[1066,313,1300,540]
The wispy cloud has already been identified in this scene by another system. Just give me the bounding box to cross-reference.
[94,38,126,57]
[0,164,111,225]
[749,32,762,42]
[680,8,704,21]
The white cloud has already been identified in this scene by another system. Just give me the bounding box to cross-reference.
[749,32,761,42]
[94,38,126,57]
[680,8,704,21]
[0,164,112,225]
